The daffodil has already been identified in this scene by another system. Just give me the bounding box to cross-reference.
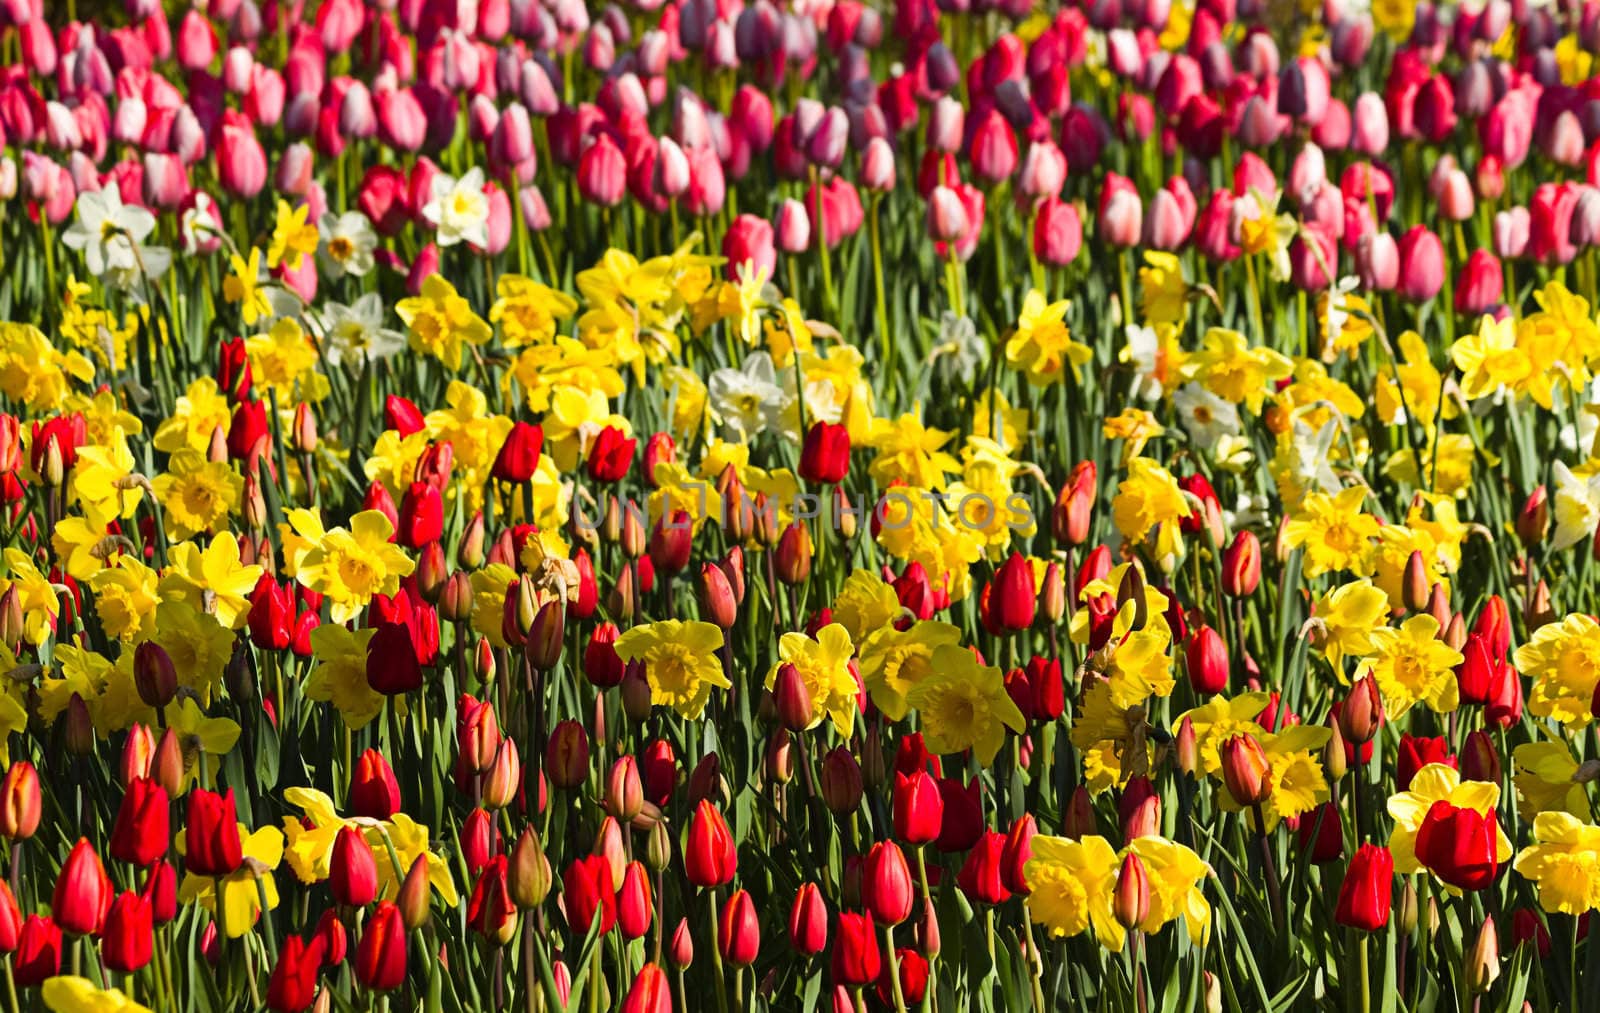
[1358,615,1463,717]
[858,621,963,722]
[491,273,578,347]
[153,377,233,454]
[1513,813,1600,914]
[1025,834,1123,947]
[296,510,416,623]
[1111,456,1188,544]
[1452,314,1533,401]
[1175,692,1271,776]
[397,274,493,371]
[1515,612,1600,727]
[267,199,319,271]
[1512,741,1591,819]
[867,413,961,490]
[1127,835,1212,944]
[1284,486,1378,577]
[904,645,1025,765]
[829,571,904,643]
[223,248,273,326]
[152,449,242,540]
[304,624,384,730]
[158,532,262,630]
[1005,289,1092,385]
[165,697,242,792]
[1188,327,1294,414]
[1138,252,1188,326]
[1312,579,1390,672]
[613,620,730,720]
[766,624,860,736]
[42,977,153,1013]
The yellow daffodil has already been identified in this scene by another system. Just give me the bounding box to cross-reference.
[867,413,960,490]
[1111,456,1188,544]
[42,977,153,1013]
[152,449,242,540]
[177,822,284,936]
[1005,289,1092,386]
[1311,579,1390,673]
[1514,613,1600,727]
[613,620,730,720]
[766,624,859,736]
[1357,615,1463,718]
[1025,834,1122,947]
[904,645,1025,765]
[1512,742,1591,820]
[1176,692,1271,776]
[304,624,384,730]
[858,621,963,722]
[267,199,318,271]
[223,248,272,326]
[397,274,493,371]
[1189,327,1294,414]
[1513,813,1600,914]
[296,510,416,623]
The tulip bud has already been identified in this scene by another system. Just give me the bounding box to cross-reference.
[64,694,95,755]
[1113,853,1150,930]
[1518,487,1549,548]
[1219,734,1272,807]
[698,564,738,629]
[1467,916,1500,994]
[773,663,815,731]
[481,740,522,810]
[133,642,178,710]
[1185,626,1229,695]
[1340,675,1384,745]
[1222,531,1261,596]
[820,748,863,815]
[1175,716,1198,776]
[668,918,694,969]
[151,729,184,799]
[645,820,673,874]
[605,757,644,822]
[396,854,433,930]
[0,763,40,840]
[774,521,813,584]
[1461,730,1501,785]
[1063,785,1096,839]
[507,828,552,910]
[546,720,591,789]
[1054,462,1096,545]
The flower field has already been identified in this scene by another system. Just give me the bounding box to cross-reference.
[7,0,1600,1010]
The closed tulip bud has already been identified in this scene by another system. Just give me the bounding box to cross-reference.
[577,134,627,207]
[1455,250,1503,316]
[102,893,152,972]
[1119,777,1161,840]
[1397,226,1445,303]
[927,185,969,242]
[64,694,94,755]
[1323,720,1348,781]
[766,728,795,784]
[1221,531,1261,596]
[120,725,156,788]
[613,861,651,940]
[481,740,522,810]
[1064,785,1096,839]
[151,729,184,799]
[799,421,850,484]
[606,757,644,822]
[774,521,813,585]
[0,762,40,840]
[546,721,591,789]
[990,552,1037,632]
[864,841,914,925]
[1461,730,1501,785]
[1220,734,1272,807]
[697,564,738,629]
[821,748,864,815]
[331,826,379,908]
[133,642,177,709]
[773,662,815,731]
[622,663,653,721]
[1518,487,1549,547]
[1113,853,1150,931]
[1340,675,1384,745]
[1402,550,1431,613]
[526,599,565,672]
[506,828,553,911]
[685,801,737,888]
[1427,584,1452,632]
[861,137,896,192]
[1175,716,1199,776]
[1039,563,1066,623]
[775,198,811,253]
[1185,626,1229,694]
[892,771,943,845]
[52,839,112,936]
[1054,461,1096,545]
[1467,915,1500,993]
[1033,196,1083,266]
[110,777,169,868]
[667,918,695,969]
[717,889,760,966]
[354,902,407,991]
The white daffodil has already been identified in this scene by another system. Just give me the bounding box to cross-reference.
[1551,461,1600,551]
[1173,383,1240,448]
[317,211,378,278]
[709,352,787,441]
[320,294,405,368]
[62,186,171,292]
[422,167,490,248]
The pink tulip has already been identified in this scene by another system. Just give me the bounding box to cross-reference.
[1530,182,1580,265]
[723,214,776,283]
[216,111,266,198]
[1455,250,1503,316]
[1098,173,1142,248]
[142,152,188,209]
[969,108,1017,185]
[1493,207,1530,260]
[377,88,426,152]
[577,134,627,207]
[775,198,811,253]
[1195,189,1241,262]
[176,10,218,72]
[1396,225,1444,303]
[1357,232,1398,291]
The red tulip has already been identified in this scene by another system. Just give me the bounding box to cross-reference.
[52,838,113,936]
[622,963,672,1013]
[1335,844,1394,931]
[1396,735,1455,792]
[799,422,850,484]
[789,883,828,956]
[957,830,1011,905]
[863,842,914,926]
[110,777,169,867]
[267,933,325,1012]
[331,826,379,908]
[1415,801,1499,891]
[718,889,760,966]
[831,912,881,986]
[102,891,153,972]
[354,902,407,991]
[349,749,402,820]
[892,771,943,846]
[13,915,60,986]
[685,801,736,888]
[988,552,1036,632]
[492,422,543,483]
[587,425,636,482]
[563,854,618,934]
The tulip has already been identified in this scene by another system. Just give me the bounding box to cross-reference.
[1336,844,1394,931]
[831,912,882,985]
[685,801,736,888]
[185,789,243,877]
[577,134,627,207]
[110,777,169,868]
[892,771,943,845]
[1395,226,1444,303]
[622,963,672,1013]
[789,883,829,956]
[718,889,760,966]
[1340,675,1384,745]
[331,826,379,908]
[354,902,408,991]
[1185,626,1229,694]
[0,761,41,840]
[1397,735,1454,791]
[969,108,1017,184]
[1113,853,1150,931]
[723,214,776,283]
[989,552,1036,632]
[267,933,324,1012]
[217,112,267,198]
[864,842,915,926]
[491,421,543,483]
[1415,801,1499,891]
[799,421,850,484]
[775,198,811,253]
[612,861,651,941]
[348,749,402,820]
[563,854,617,933]
[1296,801,1344,863]
[13,916,60,986]
[1461,730,1501,785]
[102,891,153,972]
[956,830,1011,905]
[1099,174,1143,247]
[1455,250,1502,316]
[1033,196,1083,266]
[1356,232,1399,292]
[1531,183,1580,265]
[588,425,636,482]
[1220,734,1272,808]
[52,839,112,936]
